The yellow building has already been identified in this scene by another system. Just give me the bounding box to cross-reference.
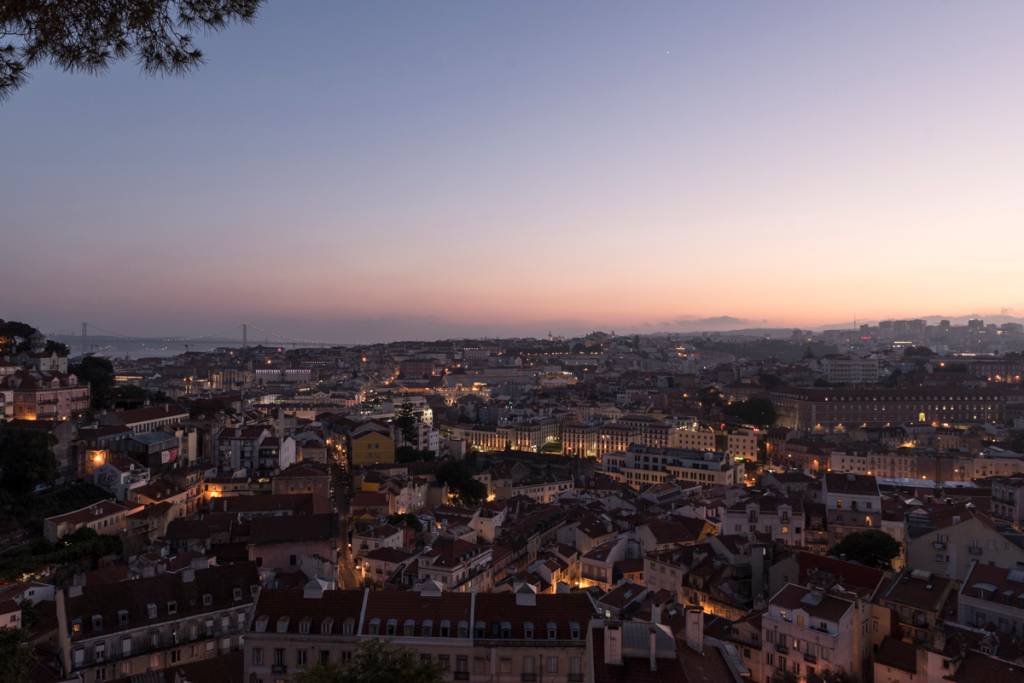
[349,423,395,467]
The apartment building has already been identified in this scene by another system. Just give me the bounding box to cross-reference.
[906,508,1024,580]
[43,500,140,543]
[602,444,741,490]
[57,562,259,682]
[3,369,90,420]
[958,561,1024,637]
[992,475,1024,529]
[244,583,593,683]
[724,494,806,547]
[762,585,861,682]
[770,386,1010,430]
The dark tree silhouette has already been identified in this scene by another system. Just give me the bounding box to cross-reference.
[829,530,901,570]
[1,0,262,100]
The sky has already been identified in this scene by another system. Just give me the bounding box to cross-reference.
[3,1,1024,343]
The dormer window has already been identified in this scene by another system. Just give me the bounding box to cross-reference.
[475,621,486,638]
[422,619,433,637]
[547,622,558,640]
[166,601,177,615]
[250,584,259,599]
[276,616,290,633]
[386,618,397,636]
[404,619,416,637]
[458,620,469,638]
[147,603,157,619]
[440,620,451,637]
[202,593,213,607]
[299,617,311,634]
[321,618,334,635]
[92,615,103,631]
[254,616,269,633]
[500,621,512,638]
[368,618,380,635]
[342,617,355,636]
[233,587,243,602]
[118,610,129,626]
[523,622,534,639]
[569,622,580,639]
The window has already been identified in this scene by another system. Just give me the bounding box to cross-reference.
[474,657,488,674]
[440,620,451,637]
[569,621,581,639]
[456,656,468,673]
[546,656,558,674]
[147,604,158,619]
[523,622,534,639]
[233,587,243,602]
[252,648,263,666]
[421,619,433,637]
[438,655,450,671]
[117,610,129,626]
[319,650,330,665]
[274,649,286,666]
[499,657,512,673]
[404,619,416,636]
[92,615,103,631]
[385,618,397,636]
[167,601,177,616]
[368,618,380,635]
[569,656,582,675]
[523,656,536,674]
[296,649,308,666]
[202,593,213,607]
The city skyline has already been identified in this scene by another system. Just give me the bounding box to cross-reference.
[4,1,1024,341]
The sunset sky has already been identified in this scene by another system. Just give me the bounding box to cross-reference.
[3,1,1024,342]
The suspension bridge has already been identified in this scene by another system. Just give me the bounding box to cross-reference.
[46,322,346,351]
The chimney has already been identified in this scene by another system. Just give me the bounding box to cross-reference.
[649,626,658,672]
[303,579,325,599]
[651,600,663,625]
[603,623,623,666]
[685,607,704,654]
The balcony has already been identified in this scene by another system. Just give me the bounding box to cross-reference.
[775,643,789,654]
[521,674,537,682]
[272,664,288,674]
[454,672,469,681]
[803,653,817,664]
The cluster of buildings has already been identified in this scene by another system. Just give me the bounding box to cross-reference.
[3,320,1024,682]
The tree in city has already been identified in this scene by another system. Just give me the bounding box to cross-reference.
[0,426,57,499]
[436,460,486,505]
[71,355,114,409]
[394,402,419,447]
[828,530,901,570]
[0,627,35,682]
[297,640,442,683]
[1,0,263,100]
[724,397,777,428]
